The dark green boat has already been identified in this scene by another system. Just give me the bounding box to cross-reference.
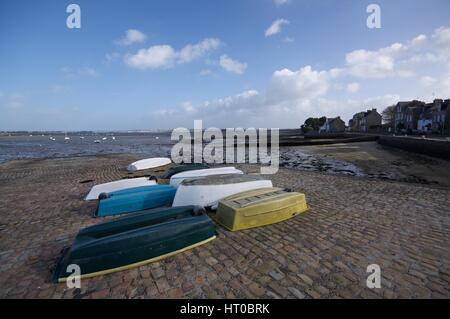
[52,206,216,282]
[159,163,209,179]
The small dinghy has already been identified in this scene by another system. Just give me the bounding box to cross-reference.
[215,187,308,231]
[96,184,176,217]
[52,206,216,282]
[127,157,172,172]
[159,163,210,179]
[170,167,243,187]
[172,174,272,208]
[85,177,157,201]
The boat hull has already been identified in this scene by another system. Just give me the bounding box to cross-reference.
[215,187,308,231]
[170,167,243,187]
[52,206,216,282]
[95,185,176,217]
[85,177,157,201]
[172,175,272,208]
[159,163,210,179]
[127,157,172,172]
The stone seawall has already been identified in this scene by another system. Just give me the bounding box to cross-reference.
[378,136,450,161]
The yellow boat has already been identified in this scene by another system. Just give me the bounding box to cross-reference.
[214,187,308,231]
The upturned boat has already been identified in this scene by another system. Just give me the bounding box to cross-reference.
[95,184,176,217]
[85,177,157,201]
[169,167,243,187]
[127,157,172,172]
[52,206,216,282]
[159,163,210,179]
[214,187,308,231]
[172,174,272,208]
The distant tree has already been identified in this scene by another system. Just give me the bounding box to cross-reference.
[382,105,395,127]
[301,117,327,133]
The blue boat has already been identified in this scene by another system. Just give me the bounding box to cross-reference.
[102,184,163,198]
[95,184,176,217]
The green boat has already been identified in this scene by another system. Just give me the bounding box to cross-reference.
[159,163,209,179]
[52,206,216,282]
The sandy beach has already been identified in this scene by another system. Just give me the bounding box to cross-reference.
[0,153,449,299]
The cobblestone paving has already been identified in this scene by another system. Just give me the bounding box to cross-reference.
[0,155,449,299]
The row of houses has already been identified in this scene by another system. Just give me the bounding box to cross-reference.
[318,109,382,133]
[349,109,382,132]
[393,99,450,134]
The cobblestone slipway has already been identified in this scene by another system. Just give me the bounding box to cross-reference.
[0,154,448,299]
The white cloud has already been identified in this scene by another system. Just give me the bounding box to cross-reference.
[60,67,100,78]
[148,26,450,128]
[125,45,176,69]
[105,52,121,64]
[265,19,289,37]
[345,27,450,79]
[178,38,222,63]
[219,55,247,74]
[345,49,395,78]
[199,69,212,76]
[273,0,290,6]
[347,82,360,93]
[78,67,100,77]
[116,29,147,46]
[269,66,330,102]
[420,76,437,87]
[0,92,26,110]
[125,38,222,70]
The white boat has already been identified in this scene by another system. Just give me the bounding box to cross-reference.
[64,136,70,140]
[94,140,101,143]
[102,137,107,140]
[84,177,158,201]
[127,157,172,172]
[170,167,243,188]
[172,174,273,208]
[112,136,116,140]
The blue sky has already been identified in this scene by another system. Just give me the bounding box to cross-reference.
[1,0,450,130]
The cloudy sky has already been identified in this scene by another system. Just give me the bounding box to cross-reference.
[1,0,450,130]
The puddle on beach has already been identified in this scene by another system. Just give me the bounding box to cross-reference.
[279,147,365,177]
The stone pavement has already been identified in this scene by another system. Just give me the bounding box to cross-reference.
[0,154,449,299]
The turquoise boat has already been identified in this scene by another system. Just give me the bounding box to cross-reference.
[52,206,216,282]
[100,184,162,199]
[95,184,176,217]
[159,163,209,179]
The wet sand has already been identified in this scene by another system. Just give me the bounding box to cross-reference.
[282,141,450,188]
